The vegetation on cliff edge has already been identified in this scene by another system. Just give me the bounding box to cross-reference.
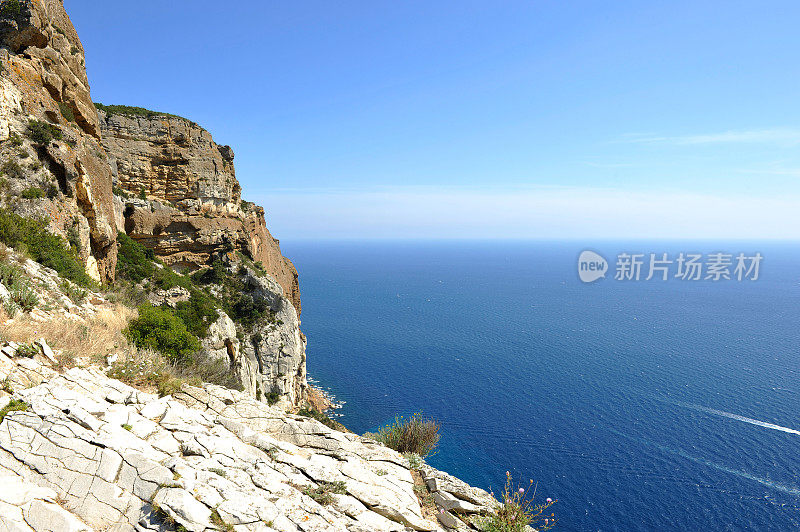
[0,208,95,288]
[94,102,195,125]
[364,413,440,457]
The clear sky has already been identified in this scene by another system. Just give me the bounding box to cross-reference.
[68,1,800,239]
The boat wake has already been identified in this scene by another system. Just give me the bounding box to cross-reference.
[676,402,800,436]
[609,428,800,497]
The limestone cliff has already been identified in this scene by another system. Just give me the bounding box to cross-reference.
[0,0,117,282]
[98,110,306,406]
[99,110,300,313]
[0,344,500,531]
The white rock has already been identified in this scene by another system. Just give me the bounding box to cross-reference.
[152,488,212,532]
[36,339,57,364]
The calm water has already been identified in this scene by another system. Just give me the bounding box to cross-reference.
[282,240,800,531]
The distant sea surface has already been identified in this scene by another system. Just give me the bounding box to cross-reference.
[281,240,800,531]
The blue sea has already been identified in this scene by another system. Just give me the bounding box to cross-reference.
[282,240,800,531]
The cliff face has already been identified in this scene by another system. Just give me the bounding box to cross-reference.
[1,0,306,407]
[99,111,300,313]
[0,0,117,282]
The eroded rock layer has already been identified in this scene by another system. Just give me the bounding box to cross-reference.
[99,111,300,312]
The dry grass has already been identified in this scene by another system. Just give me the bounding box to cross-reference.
[0,305,136,365]
[364,413,441,457]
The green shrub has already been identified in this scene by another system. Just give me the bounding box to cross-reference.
[0,0,22,19]
[59,278,86,304]
[15,342,39,358]
[115,232,155,283]
[69,46,79,56]
[11,283,38,311]
[404,452,423,470]
[112,185,131,198]
[20,187,44,199]
[7,133,23,147]
[302,481,347,506]
[365,413,440,457]
[26,120,62,145]
[173,289,218,338]
[0,208,94,287]
[0,399,28,423]
[124,304,200,363]
[151,266,191,291]
[93,102,194,124]
[191,259,227,285]
[478,473,557,532]
[58,102,75,122]
[0,261,38,312]
[1,159,23,179]
[265,390,280,406]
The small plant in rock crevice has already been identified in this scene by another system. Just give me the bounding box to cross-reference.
[15,342,39,358]
[477,472,557,532]
[0,399,29,423]
[302,480,347,506]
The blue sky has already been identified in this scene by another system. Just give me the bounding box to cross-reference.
[68,1,800,239]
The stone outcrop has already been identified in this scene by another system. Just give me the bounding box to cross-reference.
[99,110,300,312]
[0,348,501,531]
[0,0,117,283]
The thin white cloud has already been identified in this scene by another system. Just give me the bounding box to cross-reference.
[623,129,800,146]
[252,185,800,240]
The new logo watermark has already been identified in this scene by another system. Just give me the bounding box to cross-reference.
[578,251,762,283]
[578,250,608,283]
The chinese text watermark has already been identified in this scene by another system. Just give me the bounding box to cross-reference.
[578,251,762,283]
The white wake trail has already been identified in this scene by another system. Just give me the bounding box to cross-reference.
[680,403,800,435]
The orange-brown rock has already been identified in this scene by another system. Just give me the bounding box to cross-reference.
[0,0,117,282]
[99,111,300,311]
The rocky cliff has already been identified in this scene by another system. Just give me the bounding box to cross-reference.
[0,0,117,283]
[1,0,307,407]
[99,110,300,313]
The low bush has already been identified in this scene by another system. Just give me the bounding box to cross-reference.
[0,208,95,287]
[1,159,23,179]
[93,102,195,124]
[0,0,22,19]
[58,102,75,122]
[478,472,557,532]
[115,232,155,283]
[15,342,39,358]
[191,259,227,285]
[107,348,239,397]
[302,481,347,506]
[20,187,44,199]
[124,304,200,363]
[173,289,218,338]
[0,399,28,423]
[0,262,38,311]
[365,413,440,457]
[59,279,86,304]
[151,265,192,291]
[26,120,62,145]
[7,133,23,147]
